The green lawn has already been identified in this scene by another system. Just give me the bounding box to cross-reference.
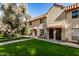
[0,39,79,56]
[0,36,29,42]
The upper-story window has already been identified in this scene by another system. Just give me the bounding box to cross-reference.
[29,21,32,25]
[40,19,44,24]
[72,10,79,18]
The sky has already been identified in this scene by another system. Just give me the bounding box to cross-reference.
[27,3,53,17]
[0,3,73,18]
[27,3,73,18]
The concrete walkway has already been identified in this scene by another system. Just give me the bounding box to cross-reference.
[0,36,79,48]
[0,39,32,45]
[37,38,79,48]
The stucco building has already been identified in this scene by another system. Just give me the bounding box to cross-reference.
[27,3,79,44]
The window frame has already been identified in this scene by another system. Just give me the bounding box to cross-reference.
[72,10,79,18]
[40,19,44,24]
[71,28,79,40]
[40,29,44,36]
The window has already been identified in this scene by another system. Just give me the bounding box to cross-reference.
[40,19,44,24]
[40,29,44,36]
[29,22,32,25]
[72,28,79,40]
[72,10,79,18]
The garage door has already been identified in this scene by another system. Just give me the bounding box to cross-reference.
[72,28,79,40]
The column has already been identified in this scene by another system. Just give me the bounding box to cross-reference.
[53,28,56,40]
[46,29,49,39]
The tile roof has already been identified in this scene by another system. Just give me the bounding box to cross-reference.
[27,14,46,22]
[65,4,79,11]
[28,3,79,22]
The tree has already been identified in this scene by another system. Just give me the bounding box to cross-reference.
[17,4,31,35]
[1,3,31,38]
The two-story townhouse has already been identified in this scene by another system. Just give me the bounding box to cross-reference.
[27,3,79,44]
[46,4,65,41]
[27,14,47,38]
[64,4,79,43]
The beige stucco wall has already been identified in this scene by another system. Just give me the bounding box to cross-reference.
[46,6,67,40]
[28,17,47,37]
[27,5,79,42]
[65,8,79,41]
[55,12,66,41]
[47,6,63,26]
[46,6,79,41]
[28,6,67,40]
[31,20,40,27]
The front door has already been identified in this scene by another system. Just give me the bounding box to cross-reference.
[49,29,54,39]
[35,30,37,36]
[33,29,37,36]
[56,28,61,40]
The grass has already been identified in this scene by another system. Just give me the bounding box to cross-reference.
[0,34,7,39]
[0,39,79,56]
[0,35,30,42]
[0,34,9,42]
